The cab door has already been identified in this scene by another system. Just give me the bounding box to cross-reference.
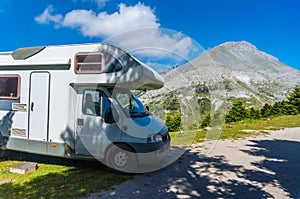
[75,88,121,157]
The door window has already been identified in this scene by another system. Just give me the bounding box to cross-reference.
[82,89,111,117]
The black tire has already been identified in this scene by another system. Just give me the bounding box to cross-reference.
[0,149,4,160]
[105,144,138,173]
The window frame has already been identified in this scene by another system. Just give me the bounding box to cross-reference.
[0,74,21,100]
[74,52,105,74]
[82,89,102,117]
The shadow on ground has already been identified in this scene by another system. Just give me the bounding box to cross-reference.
[1,138,300,198]
[99,139,300,199]
[242,139,300,198]
[0,151,131,199]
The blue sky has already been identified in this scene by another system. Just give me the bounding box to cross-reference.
[0,0,300,70]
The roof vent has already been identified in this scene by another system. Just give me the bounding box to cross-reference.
[12,46,46,60]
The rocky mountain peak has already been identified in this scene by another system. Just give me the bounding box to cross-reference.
[144,40,300,112]
[219,41,257,51]
[215,41,279,62]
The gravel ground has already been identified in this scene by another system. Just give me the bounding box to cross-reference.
[90,128,300,199]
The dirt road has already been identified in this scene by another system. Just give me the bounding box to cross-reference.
[94,128,300,198]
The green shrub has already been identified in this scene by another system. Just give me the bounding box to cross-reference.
[200,114,211,128]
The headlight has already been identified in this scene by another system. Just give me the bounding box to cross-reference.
[147,133,162,143]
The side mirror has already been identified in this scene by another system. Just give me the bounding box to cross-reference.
[104,108,119,124]
[145,105,149,111]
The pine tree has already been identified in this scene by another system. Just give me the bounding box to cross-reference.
[165,112,173,131]
[271,101,283,116]
[165,111,181,132]
[249,107,261,120]
[281,100,298,115]
[225,99,248,123]
[261,103,272,118]
[287,84,300,113]
[172,112,182,131]
[200,114,211,128]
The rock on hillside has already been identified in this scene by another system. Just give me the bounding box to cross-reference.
[142,41,300,122]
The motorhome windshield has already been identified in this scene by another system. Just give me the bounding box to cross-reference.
[113,89,149,117]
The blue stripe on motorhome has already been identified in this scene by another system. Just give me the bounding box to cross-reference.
[0,99,20,111]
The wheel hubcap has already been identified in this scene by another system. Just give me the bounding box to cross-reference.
[114,151,128,168]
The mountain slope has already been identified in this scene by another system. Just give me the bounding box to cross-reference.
[142,41,300,124]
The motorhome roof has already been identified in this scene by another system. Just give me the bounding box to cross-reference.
[0,43,165,90]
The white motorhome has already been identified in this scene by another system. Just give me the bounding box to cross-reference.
[0,43,170,173]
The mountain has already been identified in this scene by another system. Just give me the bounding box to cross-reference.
[142,41,300,125]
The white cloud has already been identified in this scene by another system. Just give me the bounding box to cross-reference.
[34,5,62,25]
[62,3,160,38]
[74,0,109,8]
[105,28,195,60]
[35,3,201,61]
[91,0,109,8]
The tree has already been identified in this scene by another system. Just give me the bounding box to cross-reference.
[281,100,298,115]
[165,111,181,132]
[270,101,283,116]
[172,112,182,131]
[200,114,211,128]
[287,84,300,113]
[165,112,173,131]
[248,107,261,120]
[260,103,272,118]
[225,99,248,123]
[198,98,211,115]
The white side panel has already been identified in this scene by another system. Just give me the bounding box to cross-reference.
[28,72,50,141]
[47,71,70,142]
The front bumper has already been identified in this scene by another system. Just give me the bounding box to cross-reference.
[137,141,170,165]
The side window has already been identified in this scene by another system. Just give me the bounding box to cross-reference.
[83,90,101,116]
[82,90,112,117]
[75,52,105,74]
[74,52,122,74]
[0,75,20,100]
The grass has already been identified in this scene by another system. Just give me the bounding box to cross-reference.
[220,114,300,140]
[170,114,300,146]
[0,152,131,199]
[1,115,300,198]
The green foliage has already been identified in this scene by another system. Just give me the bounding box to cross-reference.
[281,100,298,115]
[164,95,180,111]
[225,84,300,123]
[194,83,209,95]
[165,112,173,130]
[165,111,181,132]
[225,99,248,123]
[200,114,211,128]
[223,79,232,91]
[287,84,300,112]
[270,101,283,116]
[186,122,198,130]
[248,107,261,120]
[198,97,211,115]
[260,103,272,118]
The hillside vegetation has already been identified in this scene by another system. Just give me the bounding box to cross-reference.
[143,41,300,136]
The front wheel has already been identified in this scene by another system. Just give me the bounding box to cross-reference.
[0,149,5,159]
[105,144,138,173]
